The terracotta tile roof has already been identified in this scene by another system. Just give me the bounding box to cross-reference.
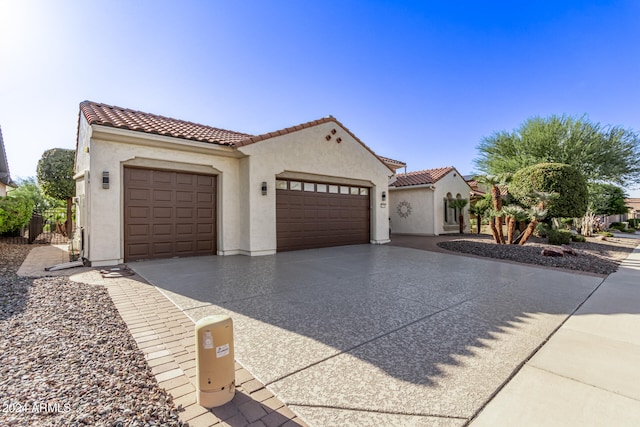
[626,198,640,212]
[378,156,406,167]
[391,166,456,187]
[80,101,253,146]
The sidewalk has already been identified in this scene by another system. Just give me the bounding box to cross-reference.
[470,245,640,426]
[17,247,306,427]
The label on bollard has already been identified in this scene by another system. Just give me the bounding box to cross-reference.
[216,343,229,358]
[203,331,213,349]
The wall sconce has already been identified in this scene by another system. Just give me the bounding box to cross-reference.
[102,171,109,189]
[381,191,387,202]
[261,181,267,195]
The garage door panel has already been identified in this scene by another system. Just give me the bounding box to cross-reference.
[124,167,216,261]
[277,179,370,251]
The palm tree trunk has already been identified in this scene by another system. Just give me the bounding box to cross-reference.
[496,216,505,244]
[519,220,537,245]
[459,214,464,234]
[507,216,515,244]
[477,214,482,234]
[489,217,501,244]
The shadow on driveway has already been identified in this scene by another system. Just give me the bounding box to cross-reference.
[128,244,607,424]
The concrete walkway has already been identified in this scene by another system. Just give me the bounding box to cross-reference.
[471,245,640,426]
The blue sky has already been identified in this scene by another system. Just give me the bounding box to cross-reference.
[1,0,639,196]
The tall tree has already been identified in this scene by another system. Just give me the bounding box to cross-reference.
[588,183,629,216]
[475,115,640,186]
[37,148,75,236]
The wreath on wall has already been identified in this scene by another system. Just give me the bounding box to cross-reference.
[396,200,412,218]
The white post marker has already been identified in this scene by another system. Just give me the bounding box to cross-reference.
[195,315,235,407]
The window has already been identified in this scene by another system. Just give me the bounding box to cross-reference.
[350,187,359,195]
[304,182,315,192]
[317,184,327,192]
[276,180,287,190]
[359,188,369,196]
[340,186,349,194]
[290,181,302,191]
[329,185,339,193]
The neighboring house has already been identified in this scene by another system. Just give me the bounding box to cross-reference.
[0,126,16,197]
[389,166,472,235]
[626,198,640,220]
[74,101,395,266]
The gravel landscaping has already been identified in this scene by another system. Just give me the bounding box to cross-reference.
[437,234,638,275]
[0,242,184,427]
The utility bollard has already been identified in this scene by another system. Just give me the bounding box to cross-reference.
[195,315,235,407]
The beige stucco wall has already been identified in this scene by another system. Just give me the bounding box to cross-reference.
[389,186,435,235]
[389,170,471,236]
[0,182,7,197]
[75,120,242,266]
[433,171,471,234]
[238,121,393,254]
[75,117,392,265]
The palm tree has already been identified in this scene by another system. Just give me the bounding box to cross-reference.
[475,174,510,244]
[502,204,527,244]
[470,197,491,234]
[485,208,502,244]
[519,206,548,245]
[448,198,469,234]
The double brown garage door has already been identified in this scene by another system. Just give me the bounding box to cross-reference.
[124,167,216,261]
[276,179,371,251]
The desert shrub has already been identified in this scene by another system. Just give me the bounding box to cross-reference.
[598,231,614,237]
[547,229,572,245]
[571,234,586,242]
[608,223,627,232]
[0,195,35,234]
[628,219,639,228]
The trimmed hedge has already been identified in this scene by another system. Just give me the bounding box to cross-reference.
[510,163,588,218]
[571,234,586,242]
[547,229,572,245]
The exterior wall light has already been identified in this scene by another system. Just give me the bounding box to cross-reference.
[381,191,387,202]
[102,171,109,189]
[261,181,267,195]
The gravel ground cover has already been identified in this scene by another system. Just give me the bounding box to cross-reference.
[0,242,184,427]
[438,235,638,275]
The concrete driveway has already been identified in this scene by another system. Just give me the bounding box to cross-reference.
[129,244,603,426]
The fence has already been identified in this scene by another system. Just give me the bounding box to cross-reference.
[0,207,72,245]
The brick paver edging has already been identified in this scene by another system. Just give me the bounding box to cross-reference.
[71,270,307,427]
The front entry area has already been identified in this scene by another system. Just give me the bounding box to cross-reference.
[123,167,216,261]
[275,179,370,251]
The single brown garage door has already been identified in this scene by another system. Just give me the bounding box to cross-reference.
[276,179,370,251]
[124,167,216,261]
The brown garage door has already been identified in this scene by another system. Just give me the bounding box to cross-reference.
[276,179,370,251]
[124,167,216,261]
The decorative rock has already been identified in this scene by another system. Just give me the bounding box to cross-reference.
[561,244,576,255]
[541,247,564,257]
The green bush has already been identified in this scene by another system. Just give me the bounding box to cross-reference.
[598,231,614,237]
[571,234,586,242]
[510,163,588,218]
[621,228,637,233]
[629,219,639,228]
[608,223,627,232]
[547,229,572,245]
[0,195,35,234]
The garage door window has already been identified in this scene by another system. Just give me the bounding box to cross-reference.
[276,180,287,190]
[304,183,315,192]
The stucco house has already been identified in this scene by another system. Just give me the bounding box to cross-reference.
[389,167,472,235]
[0,126,16,197]
[74,101,397,266]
